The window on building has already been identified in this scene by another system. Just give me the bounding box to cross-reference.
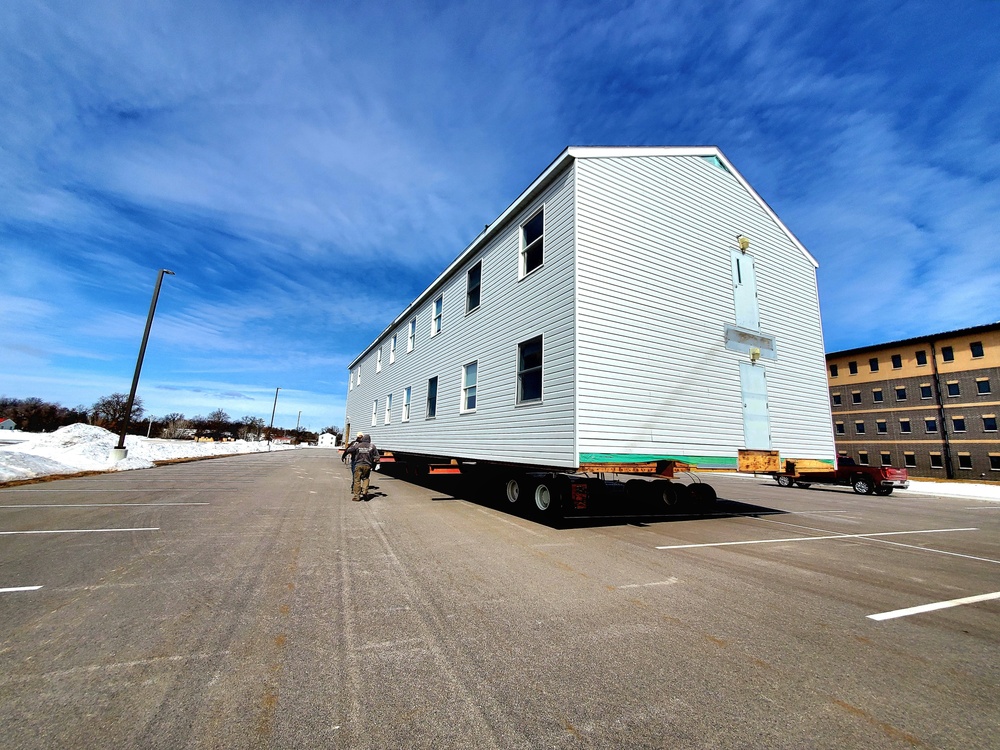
[517,336,543,403]
[915,350,927,366]
[904,452,916,468]
[426,377,438,419]
[349,371,354,391]
[929,453,944,469]
[880,452,892,466]
[829,363,839,377]
[852,391,862,404]
[876,420,888,434]
[408,318,416,352]
[941,346,954,362]
[521,209,544,277]
[872,388,884,403]
[891,354,902,369]
[925,418,938,433]
[356,365,361,385]
[869,357,879,372]
[431,296,443,336]
[977,379,992,395]
[848,361,858,375]
[371,400,377,426]
[920,384,932,399]
[984,415,998,432]
[858,451,869,465]
[835,421,845,434]
[970,341,984,358]
[990,455,1000,471]
[958,453,973,470]
[855,421,866,434]
[466,261,482,313]
[384,394,392,424]
[832,393,842,406]
[899,419,912,433]
[895,386,907,401]
[376,348,382,373]
[390,335,397,364]
[462,361,478,412]
[402,387,411,422]
[838,450,848,459]
[953,416,966,432]
[947,381,960,397]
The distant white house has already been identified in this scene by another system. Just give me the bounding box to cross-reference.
[0,418,16,430]
[318,433,338,447]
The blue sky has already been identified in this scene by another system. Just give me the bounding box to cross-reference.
[2,0,998,432]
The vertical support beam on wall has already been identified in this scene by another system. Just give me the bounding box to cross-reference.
[929,341,955,479]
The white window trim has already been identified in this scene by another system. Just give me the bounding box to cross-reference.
[431,296,443,337]
[466,261,482,314]
[384,394,392,424]
[402,387,411,422]
[371,400,377,426]
[376,348,382,373]
[390,335,396,364]
[461,361,478,413]
[519,207,545,279]
[407,318,416,352]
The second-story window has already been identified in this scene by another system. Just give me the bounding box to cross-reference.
[402,387,411,422]
[520,209,544,277]
[466,261,482,313]
[517,336,543,403]
[941,346,954,362]
[848,361,858,375]
[376,348,382,373]
[426,376,438,419]
[390,335,396,364]
[915,350,927,366]
[891,354,902,369]
[432,296,443,336]
[408,318,416,352]
[971,341,984,358]
[462,361,478,412]
[869,357,879,372]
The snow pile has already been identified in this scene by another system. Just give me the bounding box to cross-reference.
[0,424,295,483]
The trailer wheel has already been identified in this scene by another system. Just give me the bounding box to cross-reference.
[852,476,875,495]
[776,475,794,488]
[652,480,680,510]
[688,483,717,507]
[505,477,525,505]
[532,478,560,516]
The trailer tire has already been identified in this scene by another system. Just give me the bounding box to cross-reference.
[652,480,680,510]
[505,476,526,505]
[852,476,875,495]
[532,477,562,518]
[625,479,651,509]
[671,483,693,508]
[776,475,794,488]
[689,483,717,507]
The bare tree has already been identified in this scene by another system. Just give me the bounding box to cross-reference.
[92,393,144,433]
[237,416,265,441]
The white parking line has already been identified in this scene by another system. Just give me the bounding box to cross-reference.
[0,503,208,508]
[656,527,977,550]
[0,586,42,593]
[868,591,1000,621]
[0,527,159,535]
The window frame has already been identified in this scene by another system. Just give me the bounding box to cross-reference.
[920,383,933,399]
[384,394,392,424]
[848,361,858,375]
[876,419,888,434]
[941,346,954,362]
[970,341,984,358]
[929,453,944,469]
[958,453,972,470]
[461,361,478,413]
[376,348,382,373]
[835,421,845,435]
[829,364,839,377]
[466,261,482,314]
[371,400,377,426]
[390,335,396,364]
[924,417,938,433]
[832,392,842,406]
[984,415,998,432]
[895,386,907,401]
[976,378,991,395]
[858,451,869,466]
[952,416,966,433]
[854,420,866,435]
[869,357,879,373]
[872,388,884,403]
[402,386,411,422]
[431,295,443,336]
[903,452,916,468]
[851,390,862,405]
[915,350,927,366]
[899,418,912,434]
[426,376,438,419]
[520,208,545,278]
[517,336,544,404]
[946,381,960,397]
[407,318,416,352]
[891,354,902,369]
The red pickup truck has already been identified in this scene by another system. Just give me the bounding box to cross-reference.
[774,457,909,496]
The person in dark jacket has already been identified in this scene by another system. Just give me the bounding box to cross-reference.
[342,430,364,474]
[342,434,379,501]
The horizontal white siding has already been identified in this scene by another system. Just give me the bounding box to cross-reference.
[344,166,578,468]
[575,155,835,465]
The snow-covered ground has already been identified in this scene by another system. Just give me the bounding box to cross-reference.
[0,424,299,483]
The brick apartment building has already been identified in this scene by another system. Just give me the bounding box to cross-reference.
[826,322,1000,479]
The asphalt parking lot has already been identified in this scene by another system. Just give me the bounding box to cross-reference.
[1,450,998,749]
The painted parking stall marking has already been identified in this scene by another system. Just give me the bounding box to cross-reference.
[869,591,1000,621]
[656,527,978,550]
[0,527,159,536]
[0,586,43,593]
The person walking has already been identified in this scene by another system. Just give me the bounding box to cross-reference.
[342,433,380,501]
[342,430,364,475]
